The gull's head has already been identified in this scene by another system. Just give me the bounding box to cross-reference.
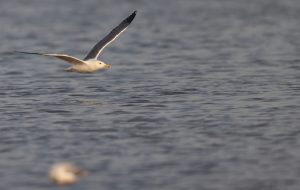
[49,162,88,186]
[96,61,111,70]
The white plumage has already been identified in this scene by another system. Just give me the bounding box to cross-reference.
[17,11,137,73]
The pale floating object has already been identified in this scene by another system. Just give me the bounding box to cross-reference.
[49,162,88,186]
[16,11,137,73]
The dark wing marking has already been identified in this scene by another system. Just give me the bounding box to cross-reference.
[16,51,86,65]
[83,11,137,60]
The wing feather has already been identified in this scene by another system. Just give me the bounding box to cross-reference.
[16,51,86,65]
[83,11,137,60]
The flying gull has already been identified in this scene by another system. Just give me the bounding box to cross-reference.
[17,11,137,73]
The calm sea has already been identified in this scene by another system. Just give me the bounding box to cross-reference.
[0,0,300,189]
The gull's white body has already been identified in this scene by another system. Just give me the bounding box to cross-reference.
[65,59,109,73]
[17,11,137,73]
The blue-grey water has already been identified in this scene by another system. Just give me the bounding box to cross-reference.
[1,0,300,189]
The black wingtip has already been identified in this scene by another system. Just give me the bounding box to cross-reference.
[125,10,137,23]
[15,51,38,55]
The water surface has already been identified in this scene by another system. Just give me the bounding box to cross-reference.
[0,0,300,189]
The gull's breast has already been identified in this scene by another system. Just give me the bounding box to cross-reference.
[72,64,97,73]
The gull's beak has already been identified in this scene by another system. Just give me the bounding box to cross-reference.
[104,64,111,69]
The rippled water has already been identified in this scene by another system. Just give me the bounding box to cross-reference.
[1,0,300,189]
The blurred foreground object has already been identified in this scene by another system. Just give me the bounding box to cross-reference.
[49,162,88,186]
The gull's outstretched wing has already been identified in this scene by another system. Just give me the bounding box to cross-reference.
[84,11,137,60]
[16,51,86,65]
